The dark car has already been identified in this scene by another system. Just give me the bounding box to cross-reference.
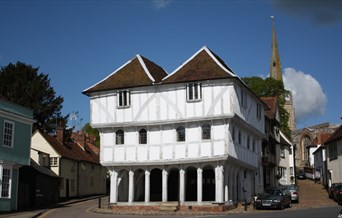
[329,183,342,199]
[297,171,306,180]
[255,187,292,210]
[332,184,342,203]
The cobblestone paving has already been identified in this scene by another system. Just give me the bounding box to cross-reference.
[231,179,338,213]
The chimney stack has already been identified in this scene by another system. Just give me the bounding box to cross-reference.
[57,126,64,143]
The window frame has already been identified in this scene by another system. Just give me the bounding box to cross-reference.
[240,88,247,108]
[176,126,185,142]
[50,157,58,166]
[256,103,261,119]
[139,129,147,144]
[201,124,211,140]
[0,165,12,198]
[117,90,131,108]
[116,129,125,145]
[280,145,285,158]
[329,142,337,161]
[3,120,14,148]
[186,83,202,102]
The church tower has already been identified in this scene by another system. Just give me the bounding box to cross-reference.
[269,16,296,132]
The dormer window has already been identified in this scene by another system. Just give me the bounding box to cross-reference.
[117,90,130,108]
[187,83,202,102]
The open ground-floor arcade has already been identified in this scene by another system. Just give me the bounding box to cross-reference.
[108,160,262,206]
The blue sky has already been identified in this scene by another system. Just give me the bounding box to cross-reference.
[1,0,341,130]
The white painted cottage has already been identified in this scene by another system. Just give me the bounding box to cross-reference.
[83,46,266,206]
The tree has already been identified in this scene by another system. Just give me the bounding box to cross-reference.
[0,61,67,133]
[82,123,100,147]
[242,76,292,138]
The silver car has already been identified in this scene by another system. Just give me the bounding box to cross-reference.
[282,184,299,203]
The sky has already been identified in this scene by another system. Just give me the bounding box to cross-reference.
[1,0,342,130]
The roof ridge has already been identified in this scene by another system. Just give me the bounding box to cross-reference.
[136,54,155,83]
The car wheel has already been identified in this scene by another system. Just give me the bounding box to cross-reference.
[288,203,292,208]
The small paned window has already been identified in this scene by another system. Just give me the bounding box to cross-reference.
[3,121,14,148]
[238,130,241,144]
[257,103,261,119]
[187,83,202,101]
[50,157,58,166]
[232,126,235,142]
[116,129,124,144]
[247,135,250,149]
[280,145,285,158]
[202,124,211,140]
[252,138,256,152]
[1,168,11,198]
[139,129,147,144]
[329,142,337,161]
[240,88,247,108]
[117,90,130,108]
[176,126,185,142]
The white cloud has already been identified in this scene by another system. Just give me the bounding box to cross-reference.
[283,67,327,122]
[152,0,171,10]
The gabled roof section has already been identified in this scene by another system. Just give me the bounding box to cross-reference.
[162,46,236,84]
[39,131,100,165]
[261,97,278,120]
[280,130,292,147]
[324,125,342,145]
[83,55,168,95]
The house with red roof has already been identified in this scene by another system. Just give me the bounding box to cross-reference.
[31,127,107,199]
[83,46,267,210]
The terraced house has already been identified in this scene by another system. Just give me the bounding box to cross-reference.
[83,46,266,209]
[0,97,34,211]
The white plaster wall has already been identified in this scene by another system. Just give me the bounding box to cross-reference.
[328,140,342,183]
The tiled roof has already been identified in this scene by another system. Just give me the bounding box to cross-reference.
[83,55,168,95]
[261,97,277,119]
[324,125,342,145]
[41,131,100,165]
[162,46,236,84]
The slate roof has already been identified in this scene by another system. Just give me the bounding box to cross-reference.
[261,97,277,120]
[40,131,100,165]
[162,46,236,84]
[324,125,342,145]
[83,55,168,95]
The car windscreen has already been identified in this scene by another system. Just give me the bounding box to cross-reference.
[264,189,282,196]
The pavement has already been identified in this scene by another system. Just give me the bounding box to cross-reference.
[0,195,105,218]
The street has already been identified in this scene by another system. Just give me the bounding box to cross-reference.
[40,179,342,218]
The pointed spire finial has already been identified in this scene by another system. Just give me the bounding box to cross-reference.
[269,15,283,81]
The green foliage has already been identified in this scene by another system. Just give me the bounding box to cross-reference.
[241,77,292,138]
[82,122,100,147]
[0,61,67,133]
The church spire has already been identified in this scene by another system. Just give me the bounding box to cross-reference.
[270,16,283,81]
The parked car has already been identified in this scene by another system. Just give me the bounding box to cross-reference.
[255,187,292,210]
[297,171,306,180]
[332,184,342,203]
[281,184,299,203]
[329,183,342,199]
